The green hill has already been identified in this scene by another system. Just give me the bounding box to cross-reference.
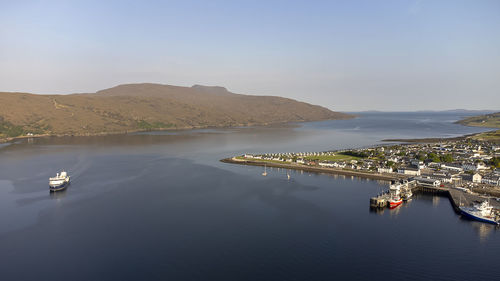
[457,112,500,143]
[456,112,500,128]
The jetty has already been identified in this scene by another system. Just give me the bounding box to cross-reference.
[370,180,500,217]
[221,156,500,223]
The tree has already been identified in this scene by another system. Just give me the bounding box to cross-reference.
[417,152,426,161]
[489,157,500,168]
[428,152,440,163]
[440,154,453,163]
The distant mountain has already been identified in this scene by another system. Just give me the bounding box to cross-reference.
[456,112,500,128]
[0,83,353,139]
[349,109,496,114]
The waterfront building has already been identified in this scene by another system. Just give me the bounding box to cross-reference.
[377,167,393,173]
[414,177,441,187]
[398,167,421,176]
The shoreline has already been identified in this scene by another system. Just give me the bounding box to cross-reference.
[222,158,500,200]
[0,116,354,144]
[2,118,497,146]
[220,157,405,181]
[381,129,498,143]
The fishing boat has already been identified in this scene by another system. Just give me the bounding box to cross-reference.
[459,201,499,225]
[49,171,70,192]
[389,197,403,208]
[388,182,403,208]
[262,165,267,176]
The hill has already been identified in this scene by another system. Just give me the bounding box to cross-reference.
[0,83,353,139]
[456,112,500,143]
[456,112,500,128]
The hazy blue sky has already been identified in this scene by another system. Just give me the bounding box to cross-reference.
[1,0,499,111]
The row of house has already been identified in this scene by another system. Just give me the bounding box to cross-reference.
[242,138,499,186]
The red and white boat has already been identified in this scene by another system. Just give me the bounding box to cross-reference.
[388,182,403,209]
[389,197,403,208]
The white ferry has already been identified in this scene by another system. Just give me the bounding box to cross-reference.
[49,171,70,192]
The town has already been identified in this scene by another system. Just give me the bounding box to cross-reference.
[224,139,500,225]
[233,139,500,195]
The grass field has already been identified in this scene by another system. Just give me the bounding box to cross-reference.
[471,130,500,143]
[458,112,500,128]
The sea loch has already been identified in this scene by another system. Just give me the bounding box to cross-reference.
[0,111,498,281]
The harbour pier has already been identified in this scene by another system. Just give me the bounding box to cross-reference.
[371,181,500,221]
[221,157,500,223]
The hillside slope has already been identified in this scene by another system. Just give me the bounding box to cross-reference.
[0,83,353,139]
[456,112,500,143]
[456,112,500,128]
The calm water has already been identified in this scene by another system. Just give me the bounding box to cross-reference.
[0,112,499,281]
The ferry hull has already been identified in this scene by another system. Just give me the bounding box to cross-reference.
[49,181,69,192]
[460,208,499,225]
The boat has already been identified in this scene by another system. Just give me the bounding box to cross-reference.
[287,172,290,180]
[389,197,403,208]
[388,182,403,208]
[262,165,267,176]
[402,190,413,201]
[49,171,70,192]
[459,201,499,225]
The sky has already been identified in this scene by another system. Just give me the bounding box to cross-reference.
[1,0,499,111]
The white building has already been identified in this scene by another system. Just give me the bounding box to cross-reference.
[472,173,482,183]
[377,167,393,173]
[415,177,441,187]
[397,167,421,176]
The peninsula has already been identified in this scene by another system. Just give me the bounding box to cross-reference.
[456,111,500,142]
[0,83,353,141]
[223,138,500,197]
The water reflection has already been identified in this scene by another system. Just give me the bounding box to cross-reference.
[470,220,498,243]
[432,196,441,207]
[369,206,386,215]
[49,188,68,200]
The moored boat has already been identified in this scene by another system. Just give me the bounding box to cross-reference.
[460,201,499,225]
[389,197,403,208]
[459,201,499,225]
[49,171,70,192]
[402,190,413,201]
[388,182,403,208]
